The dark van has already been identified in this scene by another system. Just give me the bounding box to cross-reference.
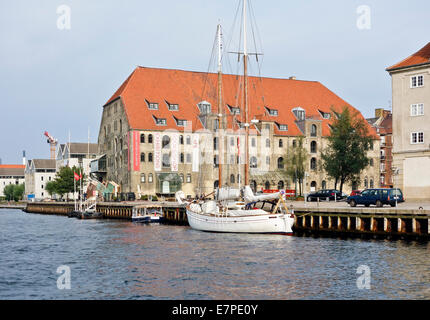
[347,188,404,208]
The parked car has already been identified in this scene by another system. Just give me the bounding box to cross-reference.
[350,190,362,196]
[347,188,404,207]
[306,189,346,202]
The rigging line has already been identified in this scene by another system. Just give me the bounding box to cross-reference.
[225,0,241,74]
[248,0,266,109]
[200,27,220,106]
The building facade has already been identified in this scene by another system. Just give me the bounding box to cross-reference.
[387,42,430,200]
[95,66,380,198]
[25,159,56,200]
[0,165,25,198]
[367,109,393,188]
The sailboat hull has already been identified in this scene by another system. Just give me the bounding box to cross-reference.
[186,209,294,235]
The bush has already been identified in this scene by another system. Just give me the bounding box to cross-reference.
[151,195,158,201]
[140,195,148,201]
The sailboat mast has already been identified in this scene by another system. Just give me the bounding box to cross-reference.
[243,0,250,187]
[217,23,223,188]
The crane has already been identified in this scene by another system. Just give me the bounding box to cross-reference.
[44,131,58,160]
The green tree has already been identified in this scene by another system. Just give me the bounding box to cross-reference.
[4,184,25,201]
[13,184,25,201]
[53,166,86,200]
[45,181,58,198]
[4,184,15,201]
[321,106,373,193]
[280,136,308,196]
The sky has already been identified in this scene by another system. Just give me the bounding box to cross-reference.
[0,0,429,164]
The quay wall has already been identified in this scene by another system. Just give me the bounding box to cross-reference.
[292,206,430,240]
[23,202,430,240]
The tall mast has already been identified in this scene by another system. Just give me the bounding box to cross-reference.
[243,0,250,186]
[217,23,223,188]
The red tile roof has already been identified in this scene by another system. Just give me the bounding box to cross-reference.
[105,66,377,138]
[387,42,430,71]
[0,165,25,169]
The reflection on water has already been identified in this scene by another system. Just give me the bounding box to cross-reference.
[0,209,429,299]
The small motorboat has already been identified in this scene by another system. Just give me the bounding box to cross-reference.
[132,205,164,223]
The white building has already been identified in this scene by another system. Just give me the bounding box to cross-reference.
[56,142,98,176]
[0,165,25,198]
[25,159,56,201]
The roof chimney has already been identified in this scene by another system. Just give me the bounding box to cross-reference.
[375,108,385,118]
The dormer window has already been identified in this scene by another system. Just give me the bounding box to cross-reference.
[319,110,331,119]
[153,116,166,126]
[277,123,288,131]
[293,107,306,121]
[265,107,278,117]
[198,101,211,114]
[147,100,159,110]
[228,105,240,115]
[167,101,179,111]
[174,117,187,127]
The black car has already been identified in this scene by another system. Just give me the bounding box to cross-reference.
[306,189,345,202]
[347,188,404,207]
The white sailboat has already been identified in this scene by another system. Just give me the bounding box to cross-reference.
[177,0,295,235]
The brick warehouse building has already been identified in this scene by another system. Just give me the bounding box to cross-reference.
[95,66,380,198]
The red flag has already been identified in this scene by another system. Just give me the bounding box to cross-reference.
[74,172,80,181]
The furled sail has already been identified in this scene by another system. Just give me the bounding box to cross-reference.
[243,186,280,203]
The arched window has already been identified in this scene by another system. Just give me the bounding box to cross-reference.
[119,119,122,133]
[277,157,284,169]
[310,181,317,192]
[148,153,153,162]
[140,153,145,162]
[265,181,270,190]
[311,124,317,137]
[179,135,184,145]
[186,174,192,183]
[180,174,184,183]
[279,139,283,148]
[364,177,368,189]
[237,174,241,184]
[250,156,258,168]
[148,173,153,183]
[310,141,317,153]
[322,180,327,190]
[278,181,284,190]
[266,139,270,148]
[186,135,191,145]
[230,174,235,184]
[140,173,145,183]
[251,180,257,193]
[162,135,170,149]
[213,137,218,150]
[180,153,184,163]
[310,158,317,170]
[214,155,219,168]
[266,156,270,165]
[140,134,145,143]
[370,178,374,188]
[148,134,153,144]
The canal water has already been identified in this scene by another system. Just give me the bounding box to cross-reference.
[1,209,429,300]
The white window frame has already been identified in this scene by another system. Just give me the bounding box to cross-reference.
[411,103,424,116]
[411,75,424,88]
[411,132,424,144]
